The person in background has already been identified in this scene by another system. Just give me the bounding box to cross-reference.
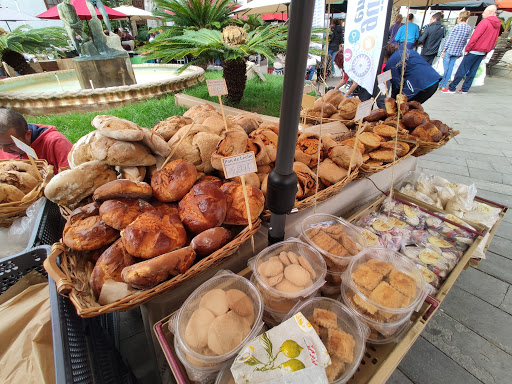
[384,43,441,103]
[333,48,349,89]
[328,19,344,74]
[438,11,472,90]
[395,14,420,49]
[0,109,72,172]
[443,5,500,94]
[417,12,446,64]
[389,14,404,47]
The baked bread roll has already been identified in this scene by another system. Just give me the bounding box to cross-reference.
[295,132,322,167]
[220,182,264,225]
[318,158,348,186]
[396,94,408,105]
[328,145,363,170]
[385,97,397,116]
[250,128,278,162]
[90,239,136,298]
[229,112,263,135]
[183,104,217,119]
[258,122,279,134]
[167,124,222,173]
[121,246,196,289]
[190,227,232,257]
[152,116,193,141]
[121,211,187,259]
[68,131,97,169]
[179,183,227,233]
[192,110,221,125]
[44,161,117,206]
[151,159,197,202]
[63,215,119,251]
[99,198,155,230]
[293,162,317,200]
[341,138,365,154]
[358,132,383,152]
[246,136,271,166]
[202,114,230,136]
[195,175,223,189]
[0,160,40,180]
[314,100,337,116]
[151,200,179,217]
[92,115,144,141]
[338,98,360,120]
[399,102,410,115]
[384,118,408,132]
[323,89,344,107]
[116,166,146,182]
[93,179,153,201]
[211,130,249,171]
[232,173,261,190]
[0,170,38,194]
[402,110,430,129]
[430,120,449,136]
[407,101,424,111]
[141,129,171,157]
[410,122,442,142]
[0,183,25,203]
[90,134,156,166]
[68,201,100,224]
[373,124,398,138]
[363,109,387,122]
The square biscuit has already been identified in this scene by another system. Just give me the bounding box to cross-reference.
[327,328,355,363]
[325,356,345,382]
[313,307,338,329]
[388,269,417,298]
[353,293,378,315]
[365,259,394,276]
[351,265,383,291]
[369,281,409,309]
[311,231,348,256]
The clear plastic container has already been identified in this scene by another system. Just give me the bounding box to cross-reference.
[284,297,369,383]
[300,214,366,294]
[170,270,264,380]
[249,239,326,320]
[214,365,235,384]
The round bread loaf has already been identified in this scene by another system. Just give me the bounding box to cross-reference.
[90,134,157,166]
[151,159,197,202]
[190,227,232,257]
[152,116,193,141]
[151,200,179,217]
[328,145,363,170]
[210,130,249,171]
[141,129,171,157]
[220,182,264,226]
[229,112,263,135]
[68,131,98,169]
[92,115,144,141]
[402,110,429,129]
[121,211,187,259]
[246,136,272,166]
[93,179,153,201]
[195,175,223,189]
[338,98,360,120]
[430,120,449,136]
[295,132,322,167]
[179,183,227,233]
[232,173,261,190]
[0,170,38,194]
[407,100,424,111]
[249,128,278,163]
[68,201,100,225]
[99,198,155,230]
[0,183,25,203]
[323,89,345,107]
[63,215,119,251]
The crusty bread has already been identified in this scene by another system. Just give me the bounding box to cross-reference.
[90,134,157,167]
[116,166,146,182]
[229,112,263,135]
[318,158,348,186]
[68,131,98,169]
[141,129,171,157]
[0,183,25,203]
[44,160,117,206]
[328,145,363,170]
[63,214,119,251]
[92,115,144,141]
[246,136,272,166]
[0,160,40,180]
[151,159,197,202]
[152,116,193,141]
[220,182,264,225]
[295,132,322,167]
[363,109,387,122]
[211,130,249,171]
[0,170,38,194]
[190,227,232,257]
[293,162,317,200]
[99,198,155,230]
[93,179,153,201]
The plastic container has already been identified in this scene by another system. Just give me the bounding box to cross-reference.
[300,214,366,294]
[340,248,428,343]
[214,363,235,384]
[285,297,369,383]
[170,271,263,382]
[249,239,326,322]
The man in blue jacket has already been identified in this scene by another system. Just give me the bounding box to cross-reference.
[395,14,420,49]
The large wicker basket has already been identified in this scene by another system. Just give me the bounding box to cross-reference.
[43,220,261,317]
[403,129,460,157]
[360,142,418,175]
[0,159,53,227]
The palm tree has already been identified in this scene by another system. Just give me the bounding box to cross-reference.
[0,26,68,75]
[144,24,289,104]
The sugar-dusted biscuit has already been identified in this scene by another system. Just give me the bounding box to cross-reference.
[185,307,216,349]
[208,311,251,355]
[299,255,316,279]
[327,328,355,363]
[199,289,229,316]
[310,230,348,256]
[284,264,311,287]
[287,251,300,264]
[340,231,359,256]
[351,264,383,291]
[388,269,417,298]
[226,289,253,318]
[279,251,291,266]
[313,307,338,329]
[258,259,284,277]
[325,356,345,382]
[260,273,283,287]
[365,259,393,276]
[353,293,378,315]
[369,281,408,309]
[274,278,303,293]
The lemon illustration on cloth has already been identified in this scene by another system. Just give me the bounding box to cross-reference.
[279,358,306,373]
[280,340,303,358]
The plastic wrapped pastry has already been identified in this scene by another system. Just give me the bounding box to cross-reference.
[356,213,410,250]
[401,245,458,283]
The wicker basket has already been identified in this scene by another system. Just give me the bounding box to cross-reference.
[0,159,53,227]
[403,129,459,157]
[300,110,356,128]
[43,220,261,318]
[360,142,418,175]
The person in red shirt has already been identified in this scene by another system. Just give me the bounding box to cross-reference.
[0,108,72,173]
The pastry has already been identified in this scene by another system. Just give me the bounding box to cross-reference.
[379,141,410,156]
[328,145,363,170]
[364,160,383,167]
[353,293,378,314]
[152,116,193,141]
[313,308,337,329]
[369,281,408,308]
[299,256,317,279]
[199,289,229,317]
[287,251,299,265]
[365,259,393,276]
[179,183,227,233]
[326,357,345,382]
[284,264,311,287]
[249,128,278,162]
[352,264,383,291]
[279,252,291,266]
[274,278,304,293]
[258,259,284,277]
[246,136,272,166]
[341,138,365,154]
[151,159,198,202]
[190,227,232,257]
[99,198,155,230]
[327,328,355,363]
[295,132,322,167]
[363,109,387,122]
[185,307,216,349]
[293,162,317,200]
[388,269,416,298]
[93,179,153,201]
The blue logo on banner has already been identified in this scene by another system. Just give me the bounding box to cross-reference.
[348,30,360,44]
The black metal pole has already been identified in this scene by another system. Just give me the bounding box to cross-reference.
[372,0,395,98]
[267,0,316,245]
[420,0,431,30]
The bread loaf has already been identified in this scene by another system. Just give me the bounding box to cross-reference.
[195,175,223,189]
[151,200,179,217]
[44,160,117,206]
[430,120,449,136]
[121,246,196,289]
[249,128,278,163]
[190,227,232,257]
[363,109,387,122]
[68,201,100,225]
[0,183,25,203]
[407,101,424,111]
[338,98,360,120]
[152,116,193,141]
[293,162,316,200]
[99,198,155,230]
[411,122,442,142]
[93,179,153,201]
[295,132,322,167]
[328,145,363,170]
[179,183,227,233]
[116,166,146,182]
[0,170,38,194]
[323,89,344,107]
[232,173,261,190]
[229,112,263,135]
[318,158,348,186]
[0,160,40,180]
[90,134,157,167]
[63,215,119,251]
[141,129,171,157]
[68,131,97,169]
[183,104,216,119]
[92,115,144,141]
[90,239,136,298]
[220,182,264,225]
[246,136,272,166]
[402,110,430,129]
[384,97,397,116]
[151,159,197,202]
[211,130,248,171]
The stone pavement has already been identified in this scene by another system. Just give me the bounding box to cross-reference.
[118,76,512,384]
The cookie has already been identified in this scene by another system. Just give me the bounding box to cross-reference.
[298,255,316,279]
[199,289,229,317]
[279,251,291,266]
[208,311,251,355]
[274,278,303,293]
[365,259,393,276]
[226,289,254,318]
[313,308,338,329]
[286,251,299,265]
[325,356,345,382]
[327,328,355,363]
[351,265,383,291]
[353,293,378,315]
[258,259,284,277]
[260,273,283,287]
[340,231,359,255]
[369,281,409,309]
[388,269,417,298]
[185,307,216,349]
[284,264,311,287]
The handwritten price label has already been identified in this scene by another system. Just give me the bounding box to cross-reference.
[222,152,257,179]
[206,79,228,96]
[301,94,316,110]
[11,136,37,159]
[354,98,373,121]
[377,70,392,84]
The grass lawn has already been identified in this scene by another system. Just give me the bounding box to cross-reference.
[29,70,286,143]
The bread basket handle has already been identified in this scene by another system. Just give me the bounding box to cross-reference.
[44,244,74,295]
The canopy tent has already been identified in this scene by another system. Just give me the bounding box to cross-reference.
[0,6,41,31]
[36,0,127,20]
[112,5,161,35]
[393,0,475,5]
[496,0,512,11]
[411,0,495,10]
[235,0,290,15]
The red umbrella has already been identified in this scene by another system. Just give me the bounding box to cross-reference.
[36,0,127,20]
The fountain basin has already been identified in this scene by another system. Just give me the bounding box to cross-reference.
[0,64,204,116]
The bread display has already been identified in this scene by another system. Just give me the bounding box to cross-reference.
[93,179,153,201]
[0,170,38,194]
[220,182,264,225]
[151,159,198,202]
[99,198,154,230]
[92,115,144,141]
[152,116,193,141]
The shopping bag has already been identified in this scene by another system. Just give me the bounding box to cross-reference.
[432,57,444,75]
[471,62,486,87]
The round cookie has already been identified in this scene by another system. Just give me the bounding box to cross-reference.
[226,289,254,318]
[287,251,299,264]
[284,264,311,287]
[298,256,316,279]
[261,273,283,287]
[258,259,284,277]
[199,289,229,317]
[185,307,216,349]
[275,278,304,293]
[208,311,251,355]
[279,251,291,266]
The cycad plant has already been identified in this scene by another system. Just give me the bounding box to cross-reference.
[0,26,68,75]
[144,24,289,104]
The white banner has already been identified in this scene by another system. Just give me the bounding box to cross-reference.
[343,0,390,94]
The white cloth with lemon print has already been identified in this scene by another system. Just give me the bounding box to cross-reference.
[231,312,331,384]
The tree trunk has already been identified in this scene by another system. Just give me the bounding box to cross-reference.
[222,58,246,104]
[1,50,36,76]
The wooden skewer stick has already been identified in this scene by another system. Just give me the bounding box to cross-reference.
[28,156,43,181]
[240,175,255,253]
[218,95,229,134]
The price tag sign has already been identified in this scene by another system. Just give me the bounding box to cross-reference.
[11,136,37,159]
[222,152,257,179]
[377,70,392,84]
[301,94,316,110]
[303,83,313,94]
[378,83,387,95]
[206,79,228,96]
[354,99,373,121]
